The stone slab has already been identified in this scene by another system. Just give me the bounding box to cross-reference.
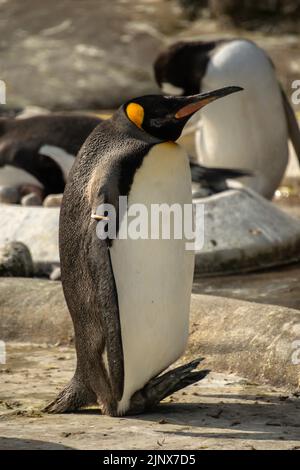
[0,204,59,267]
[1,278,299,391]
[194,188,300,275]
[3,187,300,277]
[193,263,300,311]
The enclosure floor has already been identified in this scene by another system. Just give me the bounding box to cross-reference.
[1,343,300,450]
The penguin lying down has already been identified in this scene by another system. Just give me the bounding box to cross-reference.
[45,86,243,416]
[0,112,248,201]
[0,113,102,198]
[190,162,250,197]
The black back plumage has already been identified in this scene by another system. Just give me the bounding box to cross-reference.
[154,40,222,96]
[0,113,102,195]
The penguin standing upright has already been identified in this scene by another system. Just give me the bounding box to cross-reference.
[0,113,102,196]
[45,86,242,416]
[154,39,300,199]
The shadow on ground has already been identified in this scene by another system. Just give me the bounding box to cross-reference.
[0,437,74,450]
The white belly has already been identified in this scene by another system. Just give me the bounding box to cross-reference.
[109,143,195,414]
[196,40,289,198]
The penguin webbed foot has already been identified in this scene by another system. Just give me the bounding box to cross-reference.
[128,358,210,415]
[43,378,97,414]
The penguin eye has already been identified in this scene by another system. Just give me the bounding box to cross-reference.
[126,102,144,129]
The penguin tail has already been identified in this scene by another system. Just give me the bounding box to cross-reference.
[127,358,210,414]
[43,377,96,414]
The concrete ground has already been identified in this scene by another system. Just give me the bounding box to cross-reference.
[0,343,300,450]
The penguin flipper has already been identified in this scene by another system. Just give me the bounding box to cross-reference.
[281,86,300,166]
[73,214,125,414]
[190,161,251,184]
[88,181,126,401]
[127,358,210,414]
[45,185,124,415]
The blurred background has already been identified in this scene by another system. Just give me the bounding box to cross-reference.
[0,0,299,111]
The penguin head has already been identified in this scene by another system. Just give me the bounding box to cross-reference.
[123,86,242,142]
[154,41,218,96]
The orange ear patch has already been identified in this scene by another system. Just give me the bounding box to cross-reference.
[126,102,144,129]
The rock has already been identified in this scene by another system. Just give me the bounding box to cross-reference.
[0,186,20,204]
[0,277,299,390]
[19,184,44,201]
[21,192,42,206]
[193,262,300,311]
[43,194,63,208]
[0,278,71,343]
[50,266,61,281]
[0,242,33,277]
[0,205,60,269]
[0,105,23,118]
[194,187,300,275]
[188,294,300,390]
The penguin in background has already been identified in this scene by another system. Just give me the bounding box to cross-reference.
[44,85,242,416]
[0,113,102,197]
[154,39,300,199]
[0,110,248,200]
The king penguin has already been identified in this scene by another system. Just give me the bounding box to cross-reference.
[0,111,246,199]
[0,113,102,196]
[45,85,242,416]
[154,39,300,199]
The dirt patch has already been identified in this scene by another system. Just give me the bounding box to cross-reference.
[1,343,300,450]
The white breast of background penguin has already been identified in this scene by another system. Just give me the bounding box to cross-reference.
[0,165,42,188]
[109,142,195,414]
[0,145,75,189]
[39,144,75,181]
[196,39,289,198]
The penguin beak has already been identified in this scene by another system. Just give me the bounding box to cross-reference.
[174,86,243,119]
